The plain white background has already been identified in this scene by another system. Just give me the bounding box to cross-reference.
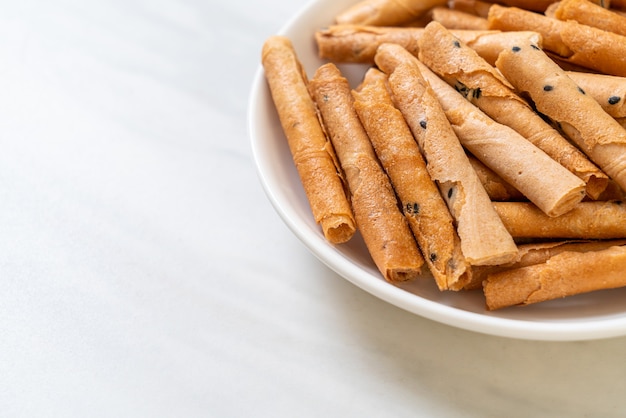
[1,0,625,416]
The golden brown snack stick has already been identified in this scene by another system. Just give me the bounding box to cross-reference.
[496,0,557,12]
[496,43,626,192]
[350,68,471,287]
[566,71,626,118]
[488,5,626,76]
[261,36,355,244]
[554,0,626,37]
[374,43,518,267]
[417,22,608,199]
[493,201,626,239]
[484,245,626,310]
[308,63,423,283]
[315,25,538,65]
[413,52,586,217]
[487,5,572,57]
[448,0,493,17]
[467,154,525,201]
[334,0,447,26]
[430,7,490,30]
[466,239,626,290]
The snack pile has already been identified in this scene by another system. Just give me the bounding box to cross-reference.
[260,0,626,310]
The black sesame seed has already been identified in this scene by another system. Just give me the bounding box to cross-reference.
[447,188,454,198]
[429,253,438,262]
[420,120,427,129]
[609,96,621,105]
[512,46,521,52]
[578,87,585,95]
[531,44,540,50]
[543,85,554,92]
[453,40,461,48]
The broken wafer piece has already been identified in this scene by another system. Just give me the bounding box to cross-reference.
[493,201,626,239]
[412,52,586,217]
[374,43,518,267]
[351,67,471,287]
[484,244,626,310]
[334,0,447,26]
[308,63,423,283]
[261,36,355,244]
[418,22,607,199]
[496,43,626,193]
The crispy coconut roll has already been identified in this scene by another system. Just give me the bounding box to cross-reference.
[484,245,626,310]
[495,0,557,12]
[488,5,626,76]
[261,36,355,244]
[411,53,586,217]
[374,43,518,267]
[418,22,608,199]
[334,0,447,26]
[566,71,626,118]
[554,0,626,37]
[466,239,626,290]
[496,43,626,192]
[308,63,423,283]
[350,68,471,287]
[493,201,626,239]
[429,7,490,30]
[315,25,540,65]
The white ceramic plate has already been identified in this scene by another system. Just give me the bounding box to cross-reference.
[248,0,626,341]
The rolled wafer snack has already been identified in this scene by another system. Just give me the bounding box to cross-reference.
[261,36,355,244]
[466,239,626,290]
[566,71,626,118]
[315,25,539,65]
[373,43,518,267]
[495,0,558,12]
[334,0,447,26]
[429,7,490,30]
[554,0,626,37]
[350,67,470,288]
[484,245,626,310]
[467,154,525,201]
[488,5,626,76]
[411,53,587,217]
[493,201,626,239]
[448,0,493,17]
[417,22,608,199]
[496,43,626,192]
[308,63,423,283]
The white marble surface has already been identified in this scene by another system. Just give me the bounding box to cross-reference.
[1,0,625,416]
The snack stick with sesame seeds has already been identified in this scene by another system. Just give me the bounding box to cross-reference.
[374,43,518,268]
[496,42,626,193]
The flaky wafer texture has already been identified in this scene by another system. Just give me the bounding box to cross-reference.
[308,63,423,283]
[418,22,607,199]
[352,67,471,288]
[365,49,472,289]
[493,201,626,239]
[495,43,626,193]
[466,239,626,290]
[335,0,447,26]
[566,71,626,118]
[261,36,355,244]
[484,245,626,310]
[374,43,518,267]
[414,48,586,217]
[554,0,626,37]
[315,25,539,66]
